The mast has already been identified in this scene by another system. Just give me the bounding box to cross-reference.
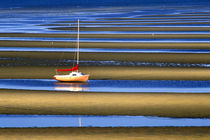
[77,19,80,68]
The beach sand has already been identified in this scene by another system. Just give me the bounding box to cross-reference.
[2,66,210,80]
[0,89,209,117]
[3,51,210,63]
[0,8,210,140]
[1,40,210,49]
[1,33,210,39]
[0,127,210,140]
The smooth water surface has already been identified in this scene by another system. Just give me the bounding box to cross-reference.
[0,37,210,43]
[2,47,210,53]
[1,79,210,93]
[0,115,210,128]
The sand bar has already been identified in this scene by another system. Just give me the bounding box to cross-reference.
[0,127,209,140]
[2,66,210,80]
[2,51,210,63]
[1,41,210,49]
[0,89,210,117]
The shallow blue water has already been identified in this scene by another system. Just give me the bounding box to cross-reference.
[2,47,210,53]
[0,37,210,43]
[1,3,210,129]
[0,5,210,34]
[1,2,210,130]
[0,47,210,54]
[1,0,210,9]
[1,79,210,93]
[0,115,210,128]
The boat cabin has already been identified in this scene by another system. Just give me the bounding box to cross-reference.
[69,72,84,77]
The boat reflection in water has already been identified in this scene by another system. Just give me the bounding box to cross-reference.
[54,82,89,92]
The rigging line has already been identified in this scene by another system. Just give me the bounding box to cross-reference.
[77,19,80,66]
[56,48,65,73]
[55,20,78,73]
[73,43,77,68]
[53,41,65,74]
[72,19,78,68]
[54,32,71,74]
[49,41,59,74]
[74,19,79,68]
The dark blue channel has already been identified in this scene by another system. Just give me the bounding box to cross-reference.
[1,79,210,93]
[0,115,210,128]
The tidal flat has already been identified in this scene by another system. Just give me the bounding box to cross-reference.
[0,89,210,117]
[0,127,210,140]
[3,66,210,80]
[0,4,210,140]
[1,40,210,49]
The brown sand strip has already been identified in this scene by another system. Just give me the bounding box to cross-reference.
[1,33,210,39]
[48,26,210,31]
[2,66,210,80]
[1,41,210,49]
[2,51,210,63]
[0,127,209,140]
[0,89,210,117]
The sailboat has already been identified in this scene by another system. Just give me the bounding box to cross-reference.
[54,19,89,82]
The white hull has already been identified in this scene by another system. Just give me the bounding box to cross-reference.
[54,74,89,82]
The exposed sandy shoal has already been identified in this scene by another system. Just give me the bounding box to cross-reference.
[3,51,210,80]
[1,33,210,39]
[0,89,210,117]
[2,66,210,80]
[2,51,210,64]
[1,41,210,49]
[0,127,209,140]
[48,26,210,31]
[3,49,210,80]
